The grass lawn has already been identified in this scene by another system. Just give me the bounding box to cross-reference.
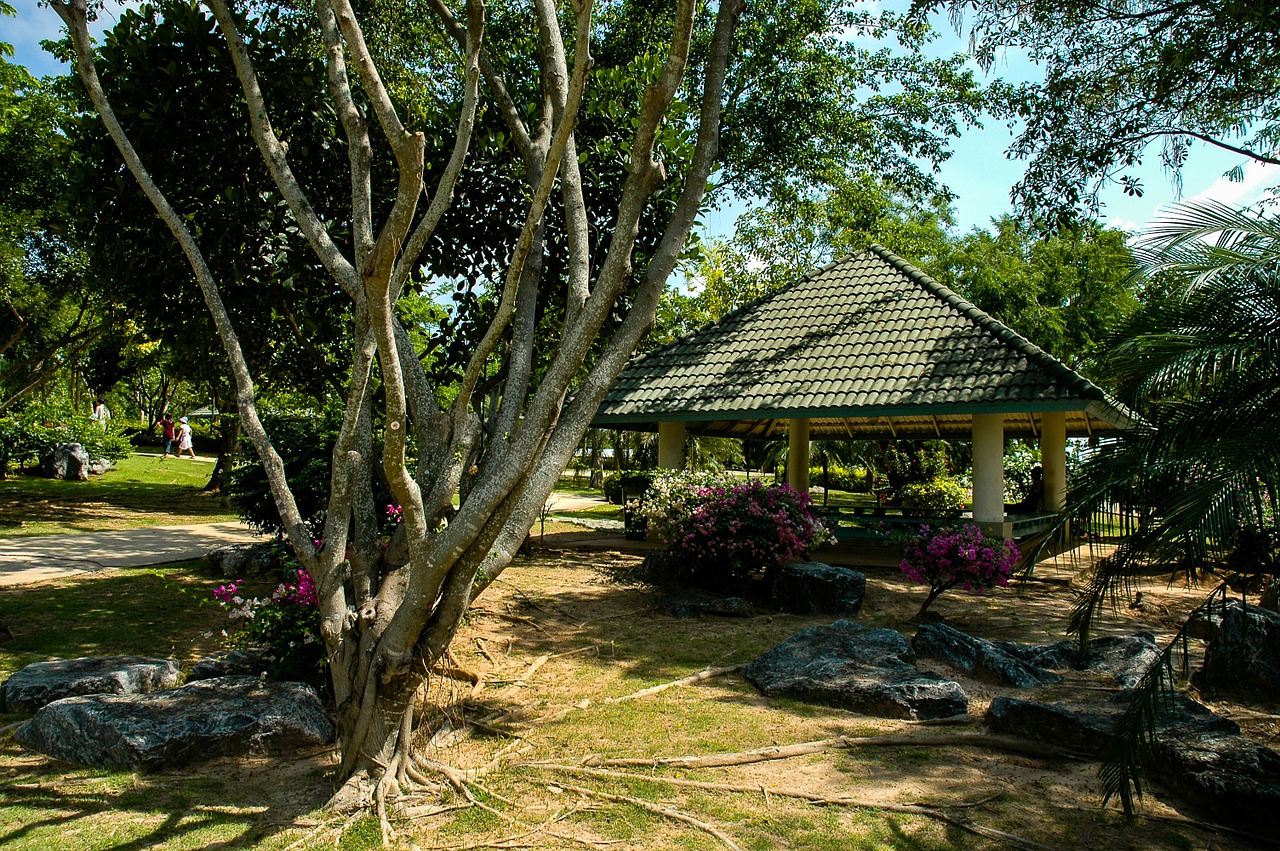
[0,454,238,538]
[0,546,1258,850]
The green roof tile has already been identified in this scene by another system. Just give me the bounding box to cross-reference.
[593,246,1140,439]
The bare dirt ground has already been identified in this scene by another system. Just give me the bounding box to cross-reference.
[369,540,1278,850]
[2,534,1276,850]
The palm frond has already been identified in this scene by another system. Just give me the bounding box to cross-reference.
[1098,583,1229,816]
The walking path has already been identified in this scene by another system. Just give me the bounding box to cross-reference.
[0,522,260,587]
[0,492,611,588]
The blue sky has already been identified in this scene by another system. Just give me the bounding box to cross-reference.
[5,0,1275,240]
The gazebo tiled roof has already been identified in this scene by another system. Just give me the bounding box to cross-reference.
[592,244,1139,439]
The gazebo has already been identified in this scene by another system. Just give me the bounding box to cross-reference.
[592,244,1140,537]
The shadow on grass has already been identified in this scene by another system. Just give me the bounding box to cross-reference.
[0,746,333,850]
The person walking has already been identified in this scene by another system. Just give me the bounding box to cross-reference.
[177,416,196,460]
[160,412,175,458]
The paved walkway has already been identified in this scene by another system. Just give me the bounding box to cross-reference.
[0,522,261,587]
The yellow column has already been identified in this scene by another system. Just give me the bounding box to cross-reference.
[657,421,687,470]
[972,413,1006,533]
[787,419,810,493]
[1040,411,1067,512]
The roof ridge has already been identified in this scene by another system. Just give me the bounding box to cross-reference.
[864,243,1103,399]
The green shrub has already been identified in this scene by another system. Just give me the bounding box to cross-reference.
[228,412,341,536]
[0,405,133,475]
[603,469,656,505]
[898,476,967,515]
[808,462,870,493]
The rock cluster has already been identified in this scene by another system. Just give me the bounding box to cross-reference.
[1195,602,1280,695]
[770,562,866,616]
[4,655,333,771]
[3,656,179,713]
[911,624,1061,688]
[204,542,291,578]
[39,442,91,481]
[987,692,1280,837]
[15,677,333,770]
[743,620,967,720]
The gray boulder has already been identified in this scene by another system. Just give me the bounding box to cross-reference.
[912,624,1061,688]
[987,691,1280,837]
[86,457,112,476]
[743,620,967,720]
[39,442,90,481]
[3,656,180,714]
[204,542,288,578]
[996,632,1161,687]
[1195,603,1280,695]
[15,676,334,770]
[1150,730,1280,838]
[771,562,866,616]
[985,691,1238,759]
[656,591,754,618]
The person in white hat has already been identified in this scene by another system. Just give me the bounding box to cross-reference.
[177,416,196,459]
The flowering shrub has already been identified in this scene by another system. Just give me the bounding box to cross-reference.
[635,469,737,543]
[213,568,325,686]
[900,524,1018,617]
[670,480,830,590]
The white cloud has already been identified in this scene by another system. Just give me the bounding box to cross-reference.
[1180,159,1277,210]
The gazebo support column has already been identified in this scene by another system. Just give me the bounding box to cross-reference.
[787,418,810,493]
[972,413,1008,536]
[657,421,687,470]
[1040,411,1067,512]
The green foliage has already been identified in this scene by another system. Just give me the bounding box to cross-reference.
[1063,200,1280,814]
[873,440,951,503]
[227,412,339,536]
[1003,442,1041,503]
[808,462,870,493]
[898,476,967,515]
[918,0,1280,222]
[602,470,657,505]
[0,405,131,475]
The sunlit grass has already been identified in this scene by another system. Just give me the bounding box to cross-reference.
[0,454,238,537]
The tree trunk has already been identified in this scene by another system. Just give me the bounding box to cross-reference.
[205,404,240,498]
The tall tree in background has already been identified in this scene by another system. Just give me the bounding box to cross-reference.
[0,55,109,413]
[676,177,1138,373]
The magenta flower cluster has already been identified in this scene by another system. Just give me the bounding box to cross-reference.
[672,481,829,581]
[386,503,403,525]
[900,524,1018,615]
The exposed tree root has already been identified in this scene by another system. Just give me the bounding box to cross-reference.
[525,764,1051,851]
[494,654,551,698]
[582,732,1067,769]
[604,665,741,703]
[551,780,744,850]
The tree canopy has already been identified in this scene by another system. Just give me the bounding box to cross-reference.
[913,0,1280,222]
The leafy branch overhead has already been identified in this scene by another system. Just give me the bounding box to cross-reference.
[913,0,1280,223]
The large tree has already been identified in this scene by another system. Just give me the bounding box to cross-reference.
[50,0,1009,816]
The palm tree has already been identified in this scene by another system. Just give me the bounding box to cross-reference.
[1064,200,1280,813]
